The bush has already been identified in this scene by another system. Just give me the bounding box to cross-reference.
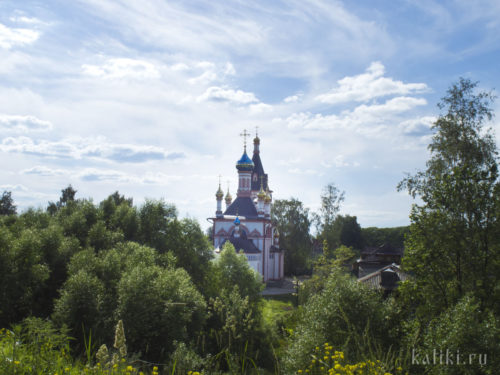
[284,270,396,372]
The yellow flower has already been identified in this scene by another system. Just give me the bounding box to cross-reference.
[153,366,158,371]
[14,361,20,365]
[126,365,133,371]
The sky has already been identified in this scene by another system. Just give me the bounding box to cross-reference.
[1,0,500,230]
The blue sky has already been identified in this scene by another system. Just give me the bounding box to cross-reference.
[1,0,499,230]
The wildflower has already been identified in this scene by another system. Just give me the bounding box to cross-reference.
[126,365,133,371]
[96,344,109,365]
[14,361,20,365]
[114,320,127,358]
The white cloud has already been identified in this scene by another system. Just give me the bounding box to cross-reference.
[197,86,259,104]
[224,62,236,75]
[284,95,300,103]
[288,168,323,176]
[188,70,217,85]
[21,165,184,185]
[9,16,44,25]
[0,184,28,191]
[249,103,272,114]
[283,96,427,132]
[82,58,160,79]
[1,136,184,163]
[0,23,39,49]
[316,62,428,104]
[0,114,53,132]
[22,166,68,177]
[398,116,436,135]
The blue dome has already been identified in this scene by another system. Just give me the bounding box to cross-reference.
[234,216,241,225]
[236,151,254,171]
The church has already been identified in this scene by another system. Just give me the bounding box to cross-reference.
[209,131,285,281]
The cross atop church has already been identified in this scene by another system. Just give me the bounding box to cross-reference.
[240,129,250,151]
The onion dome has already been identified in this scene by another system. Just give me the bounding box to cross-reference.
[258,187,266,200]
[253,134,260,145]
[234,216,240,225]
[257,178,266,200]
[215,184,223,200]
[264,188,272,204]
[236,151,254,171]
[225,189,232,203]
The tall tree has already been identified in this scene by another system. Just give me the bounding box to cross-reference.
[398,78,500,316]
[272,198,312,275]
[0,191,16,215]
[313,183,345,233]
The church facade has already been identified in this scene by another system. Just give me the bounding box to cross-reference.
[210,132,284,281]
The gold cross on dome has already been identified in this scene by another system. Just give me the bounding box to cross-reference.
[240,129,250,151]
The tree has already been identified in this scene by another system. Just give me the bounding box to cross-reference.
[116,264,206,362]
[0,191,16,215]
[313,183,345,235]
[361,226,409,248]
[398,78,500,316]
[326,215,363,250]
[138,199,177,253]
[58,185,77,207]
[272,198,312,275]
[211,242,263,303]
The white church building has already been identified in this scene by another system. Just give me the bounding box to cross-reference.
[209,131,284,281]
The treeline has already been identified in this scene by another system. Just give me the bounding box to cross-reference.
[0,187,278,372]
[272,193,408,276]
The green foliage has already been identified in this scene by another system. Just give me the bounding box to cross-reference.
[116,264,206,361]
[300,245,356,303]
[210,242,263,303]
[284,270,393,372]
[272,198,312,275]
[138,198,177,252]
[0,190,16,215]
[412,296,500,374]
[313,183,345,232]
[163,218,213,289]
[0,318,72,375]
[361,226,409,248]
[0,225,50,326]
[398,78,500,316]
[52,269,105,346]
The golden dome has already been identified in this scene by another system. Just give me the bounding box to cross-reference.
[264,188,271,203]
[216,184,223,200]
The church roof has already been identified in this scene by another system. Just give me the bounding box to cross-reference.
[222,237,261,254]
[251,152,268,191]
[224,196,258,218]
